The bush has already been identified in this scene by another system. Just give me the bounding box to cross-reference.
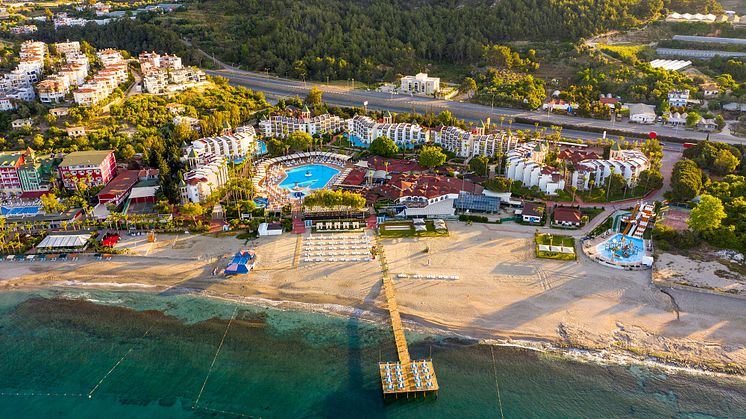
[459,214,488,223]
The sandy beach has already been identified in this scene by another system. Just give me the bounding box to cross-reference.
[1,223,744,375]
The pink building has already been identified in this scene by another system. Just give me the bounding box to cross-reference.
[58,150,116,189]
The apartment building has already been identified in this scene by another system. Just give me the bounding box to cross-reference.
[140,52,206,94]
[183,132,256,163]
[259,107,345,138]
[668,89,690,107]
[346,114,429,147]
[96,49,124,67]
[54,40,81,56]
[72,56,128,107]
[57,150,116,189]
[179,156,229,203]
[9,25,37,35]
[37,76,69,104]
[0,152,25,195]
[138,51,183,75]
[0,41,46,105]
[430,124,513,158]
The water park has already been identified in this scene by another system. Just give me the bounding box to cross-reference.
[583,202,655,270]
[252,151,352,210]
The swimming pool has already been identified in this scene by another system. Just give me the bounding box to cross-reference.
[596,234,645,263]
[343,134,416,150]
[1,206,41,216]
[255,140,268,155]
[279,164,340,190]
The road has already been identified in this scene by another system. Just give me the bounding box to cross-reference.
[205,68,746,148]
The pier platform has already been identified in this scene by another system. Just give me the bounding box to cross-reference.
[374,236,439,398]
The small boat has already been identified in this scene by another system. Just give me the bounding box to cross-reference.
[305,170,312,177]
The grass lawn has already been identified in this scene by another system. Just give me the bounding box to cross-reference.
[580,207,604,222]
[535,233,576,260]
[588,216,613,238]
[380,221,448,238]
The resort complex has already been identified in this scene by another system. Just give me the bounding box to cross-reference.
[1,10,746,413]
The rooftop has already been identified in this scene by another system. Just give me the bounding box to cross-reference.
[60,150,113,167]
[97,170,140,198]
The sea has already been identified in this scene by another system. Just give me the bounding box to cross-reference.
[0,289,744,418]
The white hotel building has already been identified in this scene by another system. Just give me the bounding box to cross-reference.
[183,130,257,162]
[180,156,229,204]
[259,107,345,138]
[346,114,429,147]
[571,144,650,190]
[505,141,650,195]
[430,124,513,158]
[505,142,566,195]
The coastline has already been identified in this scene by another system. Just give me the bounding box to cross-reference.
[1,225,744,381]
[5,280,745,381]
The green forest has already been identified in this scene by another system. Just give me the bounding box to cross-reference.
[151,0,681,83]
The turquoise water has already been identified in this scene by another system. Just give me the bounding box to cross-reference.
[279,164,340,190]
[597,234,645,263]
[0,289,744,418]
[344,134,416,149]
[256,140,267,155]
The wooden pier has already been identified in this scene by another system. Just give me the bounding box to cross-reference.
[375,236,439,398]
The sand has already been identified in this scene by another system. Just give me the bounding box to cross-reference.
[1,223,744,375]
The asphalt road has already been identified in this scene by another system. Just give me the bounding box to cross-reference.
[206,68,743,148]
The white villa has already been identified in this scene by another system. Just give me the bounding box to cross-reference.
[259,106,345,138]
[400,73,440,95]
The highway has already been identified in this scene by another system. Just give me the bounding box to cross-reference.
[206,68,745,148]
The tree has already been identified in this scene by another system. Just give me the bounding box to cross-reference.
[287,131,313,152]
[40,193,66,214]
[713,148,740,175]
[688,194,726,234]
[671,159,703,202]
[637,169,663,192]
[460,77,477,96]
[715,114,726,130]
[305,87,323,107]
[686,111,700,128]
[418,146,447,169]
[369,136,398,158]
[181,202,204,223]
[469,155,489,176]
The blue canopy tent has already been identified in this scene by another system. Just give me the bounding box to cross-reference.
[224,250,256,275]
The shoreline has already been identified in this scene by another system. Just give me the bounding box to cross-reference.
[6,282,745,381]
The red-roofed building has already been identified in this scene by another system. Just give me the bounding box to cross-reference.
[58,150,116,189]
[371,173,482,205]
[97,169,139,206]
[552,207,583,227]
[367,156,425,173]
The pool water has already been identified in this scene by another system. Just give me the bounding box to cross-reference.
[596,234,645,263]
[279,164,340,190]
[255,140,267,155]
[343,134,416,149]
[1,206,40,216]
